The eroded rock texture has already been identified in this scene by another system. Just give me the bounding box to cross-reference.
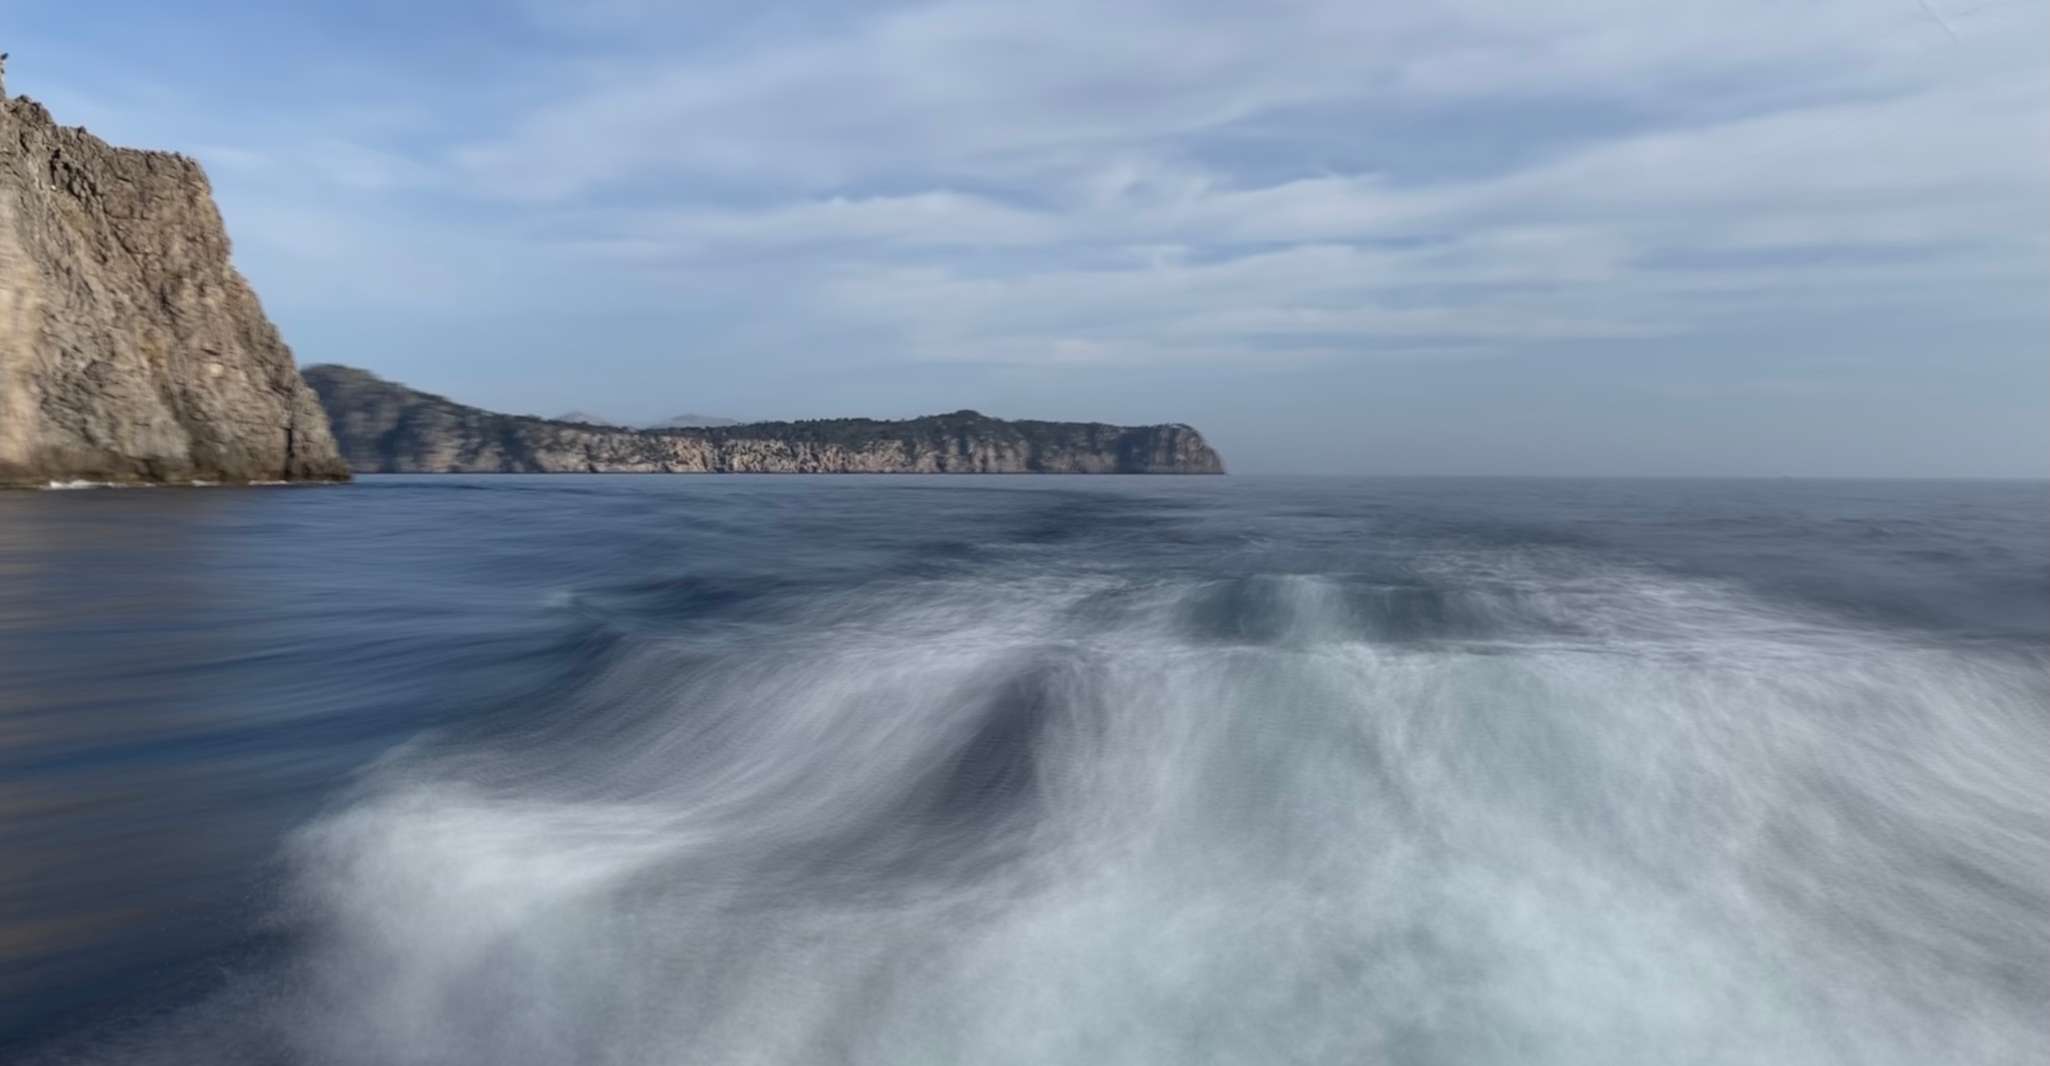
[0,64,347,486]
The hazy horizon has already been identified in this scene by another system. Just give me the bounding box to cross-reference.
[8,0,2045,476]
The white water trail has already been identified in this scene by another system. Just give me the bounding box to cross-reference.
[88,555,2050,1065]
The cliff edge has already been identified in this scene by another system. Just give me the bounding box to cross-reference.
[0,60,347,487]
[306,365,1225,475]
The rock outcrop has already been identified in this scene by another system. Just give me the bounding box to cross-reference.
[0,61,348,487]
[305,365,1225,475]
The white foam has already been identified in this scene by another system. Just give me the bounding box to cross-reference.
[42,479,150,490]
[76,558,2050,1066]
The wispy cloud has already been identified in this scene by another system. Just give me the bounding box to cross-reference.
[389,0,2044,371]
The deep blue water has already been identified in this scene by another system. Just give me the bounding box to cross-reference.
[1,475,2046,1064]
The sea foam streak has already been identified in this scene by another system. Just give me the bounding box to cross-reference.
[78,542,2048,1066]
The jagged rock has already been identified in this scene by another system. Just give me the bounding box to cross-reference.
[0,62,347,487]
[305,365,1225,475]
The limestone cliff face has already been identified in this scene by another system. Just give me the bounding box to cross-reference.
[0,65,347,486]
[305,365,1225,475]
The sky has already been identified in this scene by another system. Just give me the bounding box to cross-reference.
[5,0,2046,475]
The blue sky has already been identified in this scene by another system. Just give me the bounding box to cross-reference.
[7,0,2046,474]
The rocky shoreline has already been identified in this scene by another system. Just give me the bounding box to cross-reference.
[0,59,1221,486]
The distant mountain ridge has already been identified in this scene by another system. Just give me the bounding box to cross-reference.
[304,365,1224,475]
[550,411,742,429]
[651,413,739,429]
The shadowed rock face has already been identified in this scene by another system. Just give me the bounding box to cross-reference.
[305,365,1226,475]
[0,66,347,487]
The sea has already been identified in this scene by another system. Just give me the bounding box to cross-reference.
[1,475,2045,1065]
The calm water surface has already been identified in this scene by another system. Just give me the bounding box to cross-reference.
[1,476,2045,1064]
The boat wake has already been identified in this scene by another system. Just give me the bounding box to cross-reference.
[68,540,2050,1065]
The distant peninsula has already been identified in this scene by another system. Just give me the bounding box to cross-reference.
[305,365,1226,475]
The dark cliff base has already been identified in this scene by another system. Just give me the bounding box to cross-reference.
[305,365,1225,475]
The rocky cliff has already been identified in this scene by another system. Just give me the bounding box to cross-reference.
[0,62,348,487]
[305,365,1225,475]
